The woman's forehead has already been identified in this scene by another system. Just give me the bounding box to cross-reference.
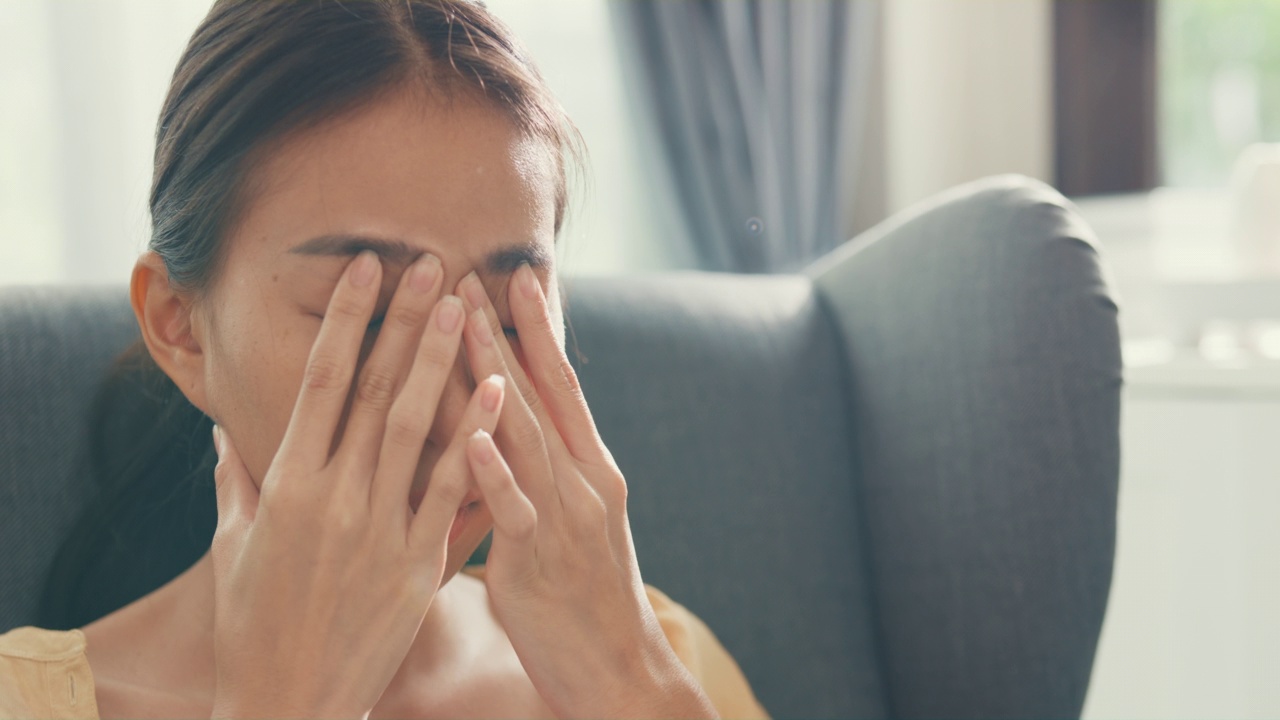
[226,87,558,273]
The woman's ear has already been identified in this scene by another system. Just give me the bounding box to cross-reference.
[130,251,211,414]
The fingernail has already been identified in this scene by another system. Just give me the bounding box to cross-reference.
[437,296,463,332]
[482,374,505,412]
[409,254,440,293]
[470,428,495,464]
[211,424,223,457]
[471,309,494,346]
[350,250,378,287]
[460,272,487,310]
[518,263,539,300]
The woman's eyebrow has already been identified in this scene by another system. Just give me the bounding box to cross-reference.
[287,234,552,275]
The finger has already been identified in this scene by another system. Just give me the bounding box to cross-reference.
[458,271,560,444]
[459,289,562,515]
[278,250,381,478]
[508,262,611,466]
[370,295,466,520]
[407,373,506,556]
[467,429,537,564]
[336,253,442,477]
[212,424,260,532]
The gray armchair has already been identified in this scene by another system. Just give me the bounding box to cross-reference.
[0,175,1120,719]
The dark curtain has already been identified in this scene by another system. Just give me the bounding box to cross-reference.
[1054,0,1159,195]
[610,1,878,273]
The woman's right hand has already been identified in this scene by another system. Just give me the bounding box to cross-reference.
[206,250,506,720]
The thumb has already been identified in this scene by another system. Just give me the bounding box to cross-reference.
[212,424,259,530]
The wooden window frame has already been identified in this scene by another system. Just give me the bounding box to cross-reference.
[1053,0,1159,196]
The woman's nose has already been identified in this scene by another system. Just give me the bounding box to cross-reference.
[425,273,480,447]
[425,353,476,449]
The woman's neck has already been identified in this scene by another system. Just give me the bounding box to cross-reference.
[80,549,473,713]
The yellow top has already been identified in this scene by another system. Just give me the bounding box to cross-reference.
[0,566,769,719]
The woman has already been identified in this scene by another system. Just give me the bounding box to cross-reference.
[0,2,768,718]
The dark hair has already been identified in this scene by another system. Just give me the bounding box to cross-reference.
[39,0,583,630]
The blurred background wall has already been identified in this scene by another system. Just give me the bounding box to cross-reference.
[884,0,1052,215]
[1,0,1063,283]
[3,2,1280,718]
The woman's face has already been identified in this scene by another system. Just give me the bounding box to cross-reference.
[191,87,562,581]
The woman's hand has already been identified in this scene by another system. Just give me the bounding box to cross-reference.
[456,266,719,720]
[207,251,506,720]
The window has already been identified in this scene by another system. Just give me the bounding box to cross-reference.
[1160,0,1280,188]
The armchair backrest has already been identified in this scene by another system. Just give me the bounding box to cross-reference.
[0,275,886,718]
[0,175,1121,719]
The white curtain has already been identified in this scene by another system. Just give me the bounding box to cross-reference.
[0,0,688,285]
[0,0,218,286]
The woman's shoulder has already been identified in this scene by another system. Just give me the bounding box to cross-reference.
[460,565,770,720]
[0,626,97,719]
[458,564,698,644]
[636,585,771,719]
[0,625,88,661]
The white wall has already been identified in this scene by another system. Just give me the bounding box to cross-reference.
[52,1,213,284]
[0,0,670,287]
[482,0,692,275]
[499,0,1061,255]
[1084,391,1280,720]
[883,0,1054,215]
[0,0,62,283]
[1,0,1059,285]
[0,0,209,287]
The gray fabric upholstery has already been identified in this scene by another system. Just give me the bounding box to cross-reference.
[0,286,139,628]
[0,174,1119,719]
[562,273,887,718]
[807,175,1122,718]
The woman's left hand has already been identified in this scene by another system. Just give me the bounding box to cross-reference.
[455,266,719,720]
